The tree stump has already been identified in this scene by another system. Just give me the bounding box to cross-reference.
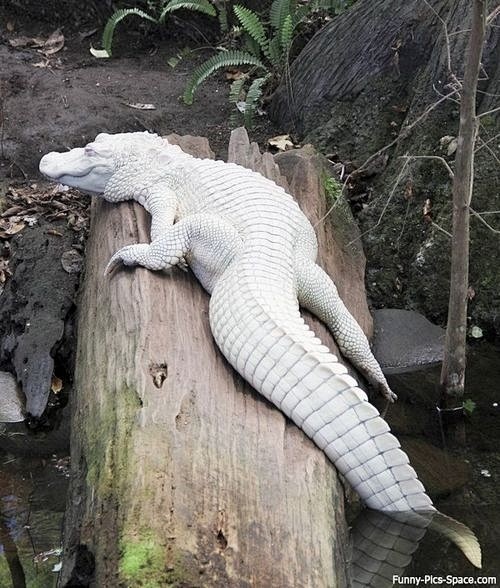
[59,130,375,587]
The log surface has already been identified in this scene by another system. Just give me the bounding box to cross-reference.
[59,132,369,587]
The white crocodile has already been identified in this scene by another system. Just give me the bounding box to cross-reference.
[39,131,481,570]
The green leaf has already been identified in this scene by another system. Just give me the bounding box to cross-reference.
[160,0,216,22]
[243,75,270,128]
[101,9,158,57]
[228,77,247,104]
[183,50,266,105]
[270,0,291,31]
[463,399,476,416]
[233,5,270,59]
[280,13,294,52]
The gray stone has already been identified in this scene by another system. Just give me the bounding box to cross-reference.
[372,308,444,373]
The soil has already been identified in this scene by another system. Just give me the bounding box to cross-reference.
[0,11,278,431]
[0,17,278,176]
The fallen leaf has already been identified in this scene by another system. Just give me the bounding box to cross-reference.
[268,134,294,151]
[225,69,246,81]
[79,28,98,40]
[9,35,46,48]
[423,198,432,219]
[90,46,110,59]
[61,248,83,274]
[447,138,458,156]
[439,135,455,148]
[125,103,156,110]
[39,30,64,56]
[5,221,26,235]
[51,375,63,394]
[32,60,50,68]
[1,205,24,217]
[6,21,15,32]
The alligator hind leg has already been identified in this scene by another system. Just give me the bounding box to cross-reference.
[295,257,396,402]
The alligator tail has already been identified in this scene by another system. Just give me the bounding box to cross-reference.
[350,509,481,587]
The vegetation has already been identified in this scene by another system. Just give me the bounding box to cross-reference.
[92,0,355,126]
[184,0,353,126]
[93,0,219,57]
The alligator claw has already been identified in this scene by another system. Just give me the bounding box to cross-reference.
[178,257,189,272]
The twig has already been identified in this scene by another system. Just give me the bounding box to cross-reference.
[345,158,410,246]
[399,154,455,179]
[469,207,500,234]
[487,5,500,25]
[475,132,500,166]
[475,130,500,151]
[422,0,452,74]
[430,220,452,238]
[478,105,500,118]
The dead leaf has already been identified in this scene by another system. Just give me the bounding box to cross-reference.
[32,60,50,68]
[5,221,25,235]
[124,103,156,110]
[404,179,413,201]
[6,21,15,32]
[1,205,24,217]
[447,138,458,156]
[268,134,294,151]
[423,198,432,220]
[39,30,64,56]
[61,249,83,274]
[90,46,110,59]
[225,69,246,81]
[439,135,455,148]
[9,35,46,48]
[51,375,63,394]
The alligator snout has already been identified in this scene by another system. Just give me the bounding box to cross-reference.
[39,151,61,179]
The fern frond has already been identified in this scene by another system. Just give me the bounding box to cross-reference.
[280,13,294,52]
[228,77,247,104]
[183,50,266,105]
[233,5,270,60]
[101,8,158,57]
[267,35,282,65]
[243,75,270,128]
[270,0,291,31]
[159,0,216,22]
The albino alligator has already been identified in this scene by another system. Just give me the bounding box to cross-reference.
[39,131,481,571]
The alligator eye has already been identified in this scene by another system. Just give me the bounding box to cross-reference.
[84,147,96,156]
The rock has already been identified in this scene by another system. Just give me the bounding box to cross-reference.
[0,371,24,422]
[372,308,444,373]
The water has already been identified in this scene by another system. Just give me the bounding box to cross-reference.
[0,454,68,587]
[0,344,497,587]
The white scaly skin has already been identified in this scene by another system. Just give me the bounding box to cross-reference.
[39,132,481,567]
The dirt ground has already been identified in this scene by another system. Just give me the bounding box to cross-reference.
[0,15,278,177]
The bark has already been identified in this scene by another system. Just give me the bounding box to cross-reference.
[440,0,486,402]
[270,0,500,338]
[57,132,377,588]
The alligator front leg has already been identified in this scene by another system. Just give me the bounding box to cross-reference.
[295,257,396,402]
[105,214,241,293]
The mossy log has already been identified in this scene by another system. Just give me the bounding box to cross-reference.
[59,131,374,587]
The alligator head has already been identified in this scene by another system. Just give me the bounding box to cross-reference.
[39,131,167,194]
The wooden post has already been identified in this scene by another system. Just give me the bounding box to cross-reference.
[59,132,371,587]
